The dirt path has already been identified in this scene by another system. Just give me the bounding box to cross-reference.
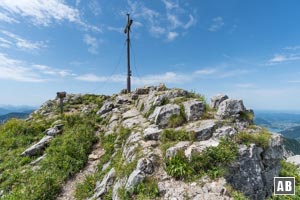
[56,142,104,200]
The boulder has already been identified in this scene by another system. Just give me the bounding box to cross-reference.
[216,99,246,119]
[148,104,180,127]
[213,126,237,139]
[186,120,217,141]
[21,136,53,156]
[166,141,191,158]
[183,100,205,121]
[134,87,149,95]
[97,101,114,116]
[143,126,162,140]
[184,139,219,160]
[210,94,228,109]
[92,168,116,198]
[125,157,154,189]
[44,124,63,136]
[226,135,286,200]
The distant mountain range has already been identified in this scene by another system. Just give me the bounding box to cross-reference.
[0,105,36,124]
[254,110,300,154]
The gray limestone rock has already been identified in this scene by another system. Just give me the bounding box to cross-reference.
[92,168,116,198]
[184,139,219,160]
[183,100,205,121]
[97,101,114,116]
[166,141,191,158]
[148,104,180,127]
[213,126,237,139]
[125,157,154,190]
[210,94,229,110]
[44,124,63,136]
[186,120,218,141]
[21,136,53,156]
[134,87,149,95]
[216,99,246,119]
[143,126,162,140]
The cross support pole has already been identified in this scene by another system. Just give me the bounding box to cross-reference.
[124,13,133,93]
[56,92,66,115]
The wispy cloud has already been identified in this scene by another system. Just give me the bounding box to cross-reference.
[0,12,19,23]
[107,26,123,33]
[208,17,224,32]
[0,53,74,82]
[126,0,196,41]
[268,54,300,64]
[83,34,99,54]
[0,0,100,31]
[194,68,217,75]
[0,54,45,82]
[32,65,75,77]
[76,72,189,85]
[88,0,101,16]
[167,31,178,41]
[0,30,46,50]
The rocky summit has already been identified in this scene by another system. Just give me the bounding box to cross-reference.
[0,84,298,200]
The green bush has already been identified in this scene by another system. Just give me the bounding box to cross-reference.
[165,151,193,180]
[191,138,238,179]
[165,138,238,180]
[160,129,194,142]
[235,129,271,148]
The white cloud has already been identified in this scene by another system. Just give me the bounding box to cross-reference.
[162,0,179,10]
[75,72,189,85]
[0,54,74,82]
[83,34,99,54]
[0,54,45,82]
[0,30,46,50]
[107,26,123,33]
[126,0,196,41]
[0,0,100,31]
[0,37,12,48]
[184,14,196,29]
[32,65,74,77]
[167,31,178,41]
[268,54,300,64]
[194,68,217,75]
[88,0,101,16]
[208,17,224,32]
[0,12,19,23]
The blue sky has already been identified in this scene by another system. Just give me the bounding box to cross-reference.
[0,0,300,110]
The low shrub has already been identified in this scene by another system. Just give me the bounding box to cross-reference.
[165,151,193,180]
[235,129,271,149]
[160,129,194,142]
[165,138,238,180]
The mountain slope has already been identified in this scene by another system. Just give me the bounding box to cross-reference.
[0,86,297,200]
